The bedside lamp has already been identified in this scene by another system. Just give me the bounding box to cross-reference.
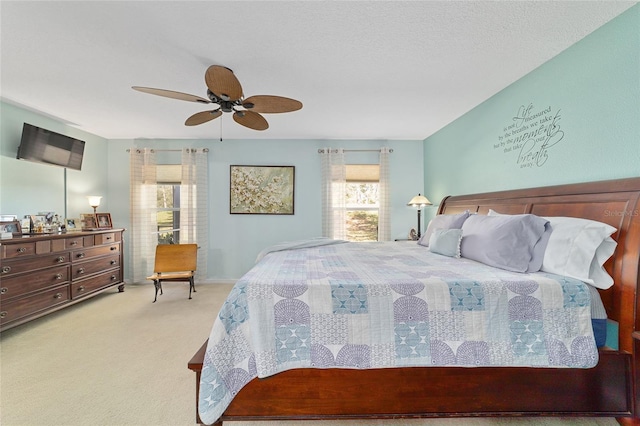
[87,196,102,214]
[407,193,432,238]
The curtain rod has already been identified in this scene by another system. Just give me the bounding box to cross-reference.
[317,148,393,153]
[126,148,209,153]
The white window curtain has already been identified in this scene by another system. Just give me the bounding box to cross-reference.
[129,148,157,283]
[180,148,208,280]
[378,147,391,241]
[321,148,346,240]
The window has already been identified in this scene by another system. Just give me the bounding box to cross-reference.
[156,165,181,244]
[345,164,379,241]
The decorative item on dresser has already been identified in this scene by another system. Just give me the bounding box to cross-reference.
[0,229,125,332]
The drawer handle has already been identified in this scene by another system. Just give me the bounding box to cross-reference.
[0,311,6,318]
[17,247,26,253]
[2,266,11,274]
[110,260,117,265]
[105,236,112,240]
[53,293,63,299]
[110,275,117,281]
[56,256,65,263]
[110,246,117,251]
[78,286,85,292]
[77,267,85,274]
[54,274,63,280]
[70,241,78,246]
[1,287,7,294]
[76,253,85,259]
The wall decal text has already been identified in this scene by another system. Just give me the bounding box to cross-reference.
[495,103,564,168]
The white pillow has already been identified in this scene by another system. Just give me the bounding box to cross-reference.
[588,237,617,288]
[540,216,617,289]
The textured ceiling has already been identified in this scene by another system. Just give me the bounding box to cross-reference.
[1,1,635,141]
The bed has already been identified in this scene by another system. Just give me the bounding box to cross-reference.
[188,177,640,425]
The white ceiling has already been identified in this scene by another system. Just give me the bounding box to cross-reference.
[1,1,636,141]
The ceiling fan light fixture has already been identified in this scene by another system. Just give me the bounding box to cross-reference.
[221,101,235,113]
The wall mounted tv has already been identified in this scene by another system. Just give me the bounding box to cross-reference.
[16,123,85,171]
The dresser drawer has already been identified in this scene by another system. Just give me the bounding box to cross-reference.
[2,242,36,259]
[64,236,85,249]
[1,253,70,277]
[72,269,122,299]
[0,265,70,301]
[0,284,70,327]
[72,254,120,280]
[72,243,120,261]
[95,233,119,245]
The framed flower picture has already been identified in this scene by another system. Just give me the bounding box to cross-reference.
[230,165,295,215]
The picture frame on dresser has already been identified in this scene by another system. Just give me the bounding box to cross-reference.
[65,218,81,232]
[0,220,21,235]
[80,213,98,230]
[96,213,112,229]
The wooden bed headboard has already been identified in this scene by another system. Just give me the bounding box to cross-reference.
[437,177,640,353]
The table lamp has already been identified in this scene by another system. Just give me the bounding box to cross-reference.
[87,196,102,214]
[407,193,432,238]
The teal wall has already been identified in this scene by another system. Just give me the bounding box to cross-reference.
[423,5,640,221]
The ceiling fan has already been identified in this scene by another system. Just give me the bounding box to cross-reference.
[132,65,302,131]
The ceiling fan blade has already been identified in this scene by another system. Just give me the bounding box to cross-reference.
[233,110,268,131]
[242,95,303,113]
[185,110,222,126]
[132,86,210,104]
[205,65,243,101]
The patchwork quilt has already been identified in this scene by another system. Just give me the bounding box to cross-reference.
[198,241,599,425]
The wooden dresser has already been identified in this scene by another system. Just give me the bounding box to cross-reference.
[0,229,125,332]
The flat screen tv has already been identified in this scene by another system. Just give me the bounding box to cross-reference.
[17,123,85,171]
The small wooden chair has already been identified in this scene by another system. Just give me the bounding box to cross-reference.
[146,243,198,303]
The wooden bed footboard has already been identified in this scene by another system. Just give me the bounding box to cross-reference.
[189,343,635,425]
[189,177,640,425]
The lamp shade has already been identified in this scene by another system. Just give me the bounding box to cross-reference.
[87,196,102,208]
[407,194,432,208]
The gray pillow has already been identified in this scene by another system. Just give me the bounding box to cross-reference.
[418,210,470,247]
[460,214,549,272]
[487,210,552,272]
[429,228,463,258]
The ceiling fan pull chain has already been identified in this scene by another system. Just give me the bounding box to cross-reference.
[220,116,223,142]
